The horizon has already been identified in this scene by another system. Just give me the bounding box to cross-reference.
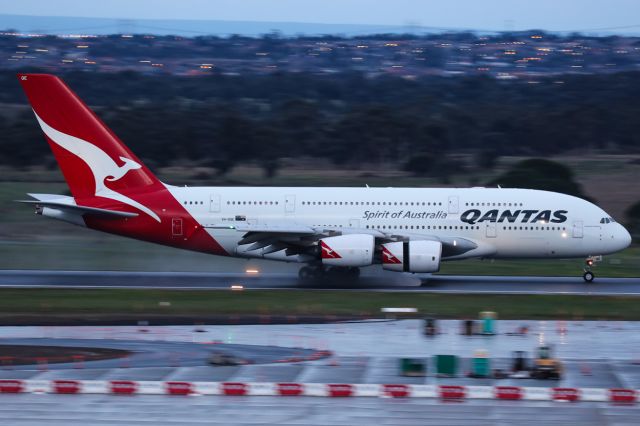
[2,0,640,37]
[2,13,640,38]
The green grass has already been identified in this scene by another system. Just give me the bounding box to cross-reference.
[0,289,638,320]
[437,247,640,278]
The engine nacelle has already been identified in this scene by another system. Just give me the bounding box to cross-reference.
[320,234,374,267]
[381,240,442,273]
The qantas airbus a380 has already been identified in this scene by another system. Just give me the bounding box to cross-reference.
[17,74,632,283]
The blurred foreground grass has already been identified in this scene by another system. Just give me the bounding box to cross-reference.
[0,289,637,320]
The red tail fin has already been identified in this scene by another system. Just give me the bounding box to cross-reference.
[17,74,160,200]
[18,73,228,255]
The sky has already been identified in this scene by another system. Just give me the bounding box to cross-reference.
[1,0,640,33]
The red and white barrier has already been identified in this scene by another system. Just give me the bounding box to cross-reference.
[277,383,304,396]
[0,379,636,403]
[495,386,523,400]
[552,387,580,402]
[53,380,81,394]
[0,379,23,393]
[166,381,193,395]
[610,388,636,403]
[110,380,137,395]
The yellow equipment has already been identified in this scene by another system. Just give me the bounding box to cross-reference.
[531,345,562,380]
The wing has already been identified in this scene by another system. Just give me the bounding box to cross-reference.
[206,221,479,259]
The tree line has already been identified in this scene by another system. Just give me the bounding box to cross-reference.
[2,69,640,177]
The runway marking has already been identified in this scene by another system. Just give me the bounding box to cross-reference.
[0,283,639,296]
[0,271,638,295]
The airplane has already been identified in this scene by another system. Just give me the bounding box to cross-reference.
[16,73,632,283]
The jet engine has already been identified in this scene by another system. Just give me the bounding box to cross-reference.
[319,234,374,267]
[381,240,442,273]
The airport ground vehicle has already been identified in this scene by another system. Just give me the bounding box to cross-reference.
[531,345,563,380]
[16,74,632,283]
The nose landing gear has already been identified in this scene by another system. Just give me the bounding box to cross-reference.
[582,256,601,283]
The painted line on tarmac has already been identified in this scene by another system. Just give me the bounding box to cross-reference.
[0,283,639,296]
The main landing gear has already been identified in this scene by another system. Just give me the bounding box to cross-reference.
[298,265,360,282]
[582,256,601,283]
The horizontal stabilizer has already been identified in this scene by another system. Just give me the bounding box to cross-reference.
[17,194,138,219]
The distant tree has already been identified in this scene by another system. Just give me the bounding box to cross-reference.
[403,153,435,176]
[253,124,283,179]
[625,201,640,236]
[475,149,500,170]
[487,159,590,200]
[403,153,461,183]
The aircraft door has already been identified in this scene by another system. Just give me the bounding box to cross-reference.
[572,220,583,238]
[285,195,296,214]
[209,194,221,213]
[448,195,459,214]
[172,218,183,237]
[485,223,497,238]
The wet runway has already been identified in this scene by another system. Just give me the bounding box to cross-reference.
[0,338,324,370]
[0,269,639,295]
[1,320,640,425]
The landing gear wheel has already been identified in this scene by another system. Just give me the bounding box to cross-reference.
[583,271,594,283]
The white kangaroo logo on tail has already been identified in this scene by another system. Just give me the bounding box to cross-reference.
[34,111,161,222]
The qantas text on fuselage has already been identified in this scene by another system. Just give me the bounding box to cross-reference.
[460,209,568,225]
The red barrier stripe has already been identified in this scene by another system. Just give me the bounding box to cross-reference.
[0,380,23,393]
[53,380,81,394]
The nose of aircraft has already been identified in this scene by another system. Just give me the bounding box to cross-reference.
[616,223,632,250]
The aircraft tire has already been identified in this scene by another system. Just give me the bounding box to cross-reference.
[583,271,594,283]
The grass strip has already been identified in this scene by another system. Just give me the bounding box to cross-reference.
[0,289,638,320]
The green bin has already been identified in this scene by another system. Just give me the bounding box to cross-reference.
[399,358,426,377]
[479,311,497,335]
[472,356,490,377]
[434,355,458,377]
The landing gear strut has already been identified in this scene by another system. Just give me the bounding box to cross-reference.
[582,256,600,283]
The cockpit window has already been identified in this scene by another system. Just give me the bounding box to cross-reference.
[600,217,615,224]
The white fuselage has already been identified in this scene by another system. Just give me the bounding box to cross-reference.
[166,186,631,263]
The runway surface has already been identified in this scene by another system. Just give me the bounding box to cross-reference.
[4,394,640,426]
[1,320,640,425]
[0,269,639,294]
[0,338,324,370]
